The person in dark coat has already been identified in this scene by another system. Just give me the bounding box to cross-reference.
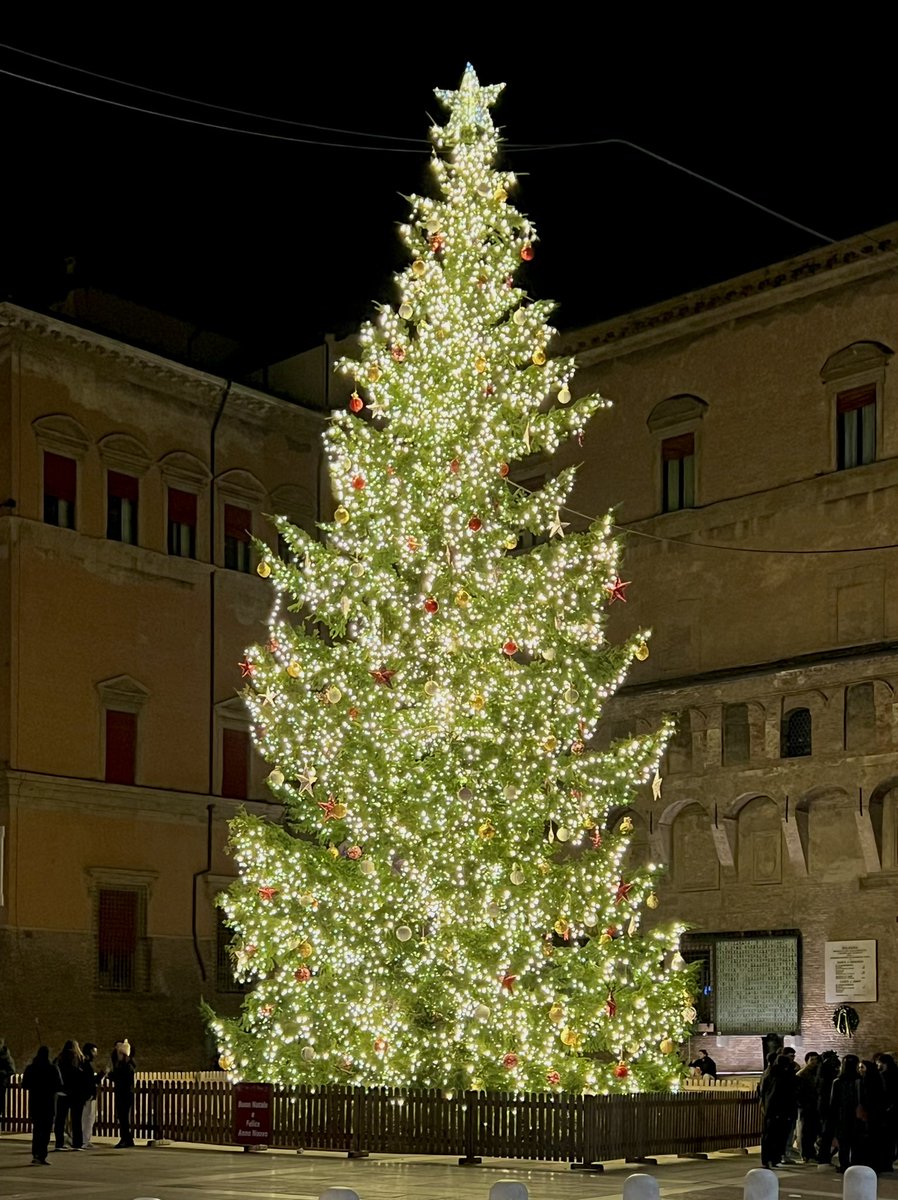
[53,1040,84,1150]
[796,1052,821,1161]
[759,1053,798,1168]
[688,1048,718,1078]
[816,1050,840,1164]
[830,1054,860,1172]
[856,1059,889,1172]
[877,1054,898,1170]
[110,1039,136,1148]
[0,1037,15,1125]
[22,1046,63,1165]
[79,1042,105,1149]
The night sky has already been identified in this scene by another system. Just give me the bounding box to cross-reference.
[2,23,895,373]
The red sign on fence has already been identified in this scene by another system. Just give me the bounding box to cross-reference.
[233,1082,273,1146]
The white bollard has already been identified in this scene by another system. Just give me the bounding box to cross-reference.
[843,1165,877,1200]
[489,1183,529,1200]
[744,1167,779,1200]
[319,1190,360,1200]
[623,1173,660,1200]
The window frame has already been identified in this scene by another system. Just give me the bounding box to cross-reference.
[85,867,156,995]
[781,706,813,759]
[836,384,876,470]
[167,486,199,559]
[106,469,140,545]
[681,929,802,1035]
[42,450,78,529]
[661,432,696,512]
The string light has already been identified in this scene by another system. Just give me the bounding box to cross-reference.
[206,65,694,1096]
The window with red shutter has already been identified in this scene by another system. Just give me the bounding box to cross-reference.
[43,451,77,528]
[107,471,139,544]
[836,385,876,469]
[224,504,252,572]
[221,728,249,798]
[168,488,197,558]
[105,709,137,785]
[661,432,695,512]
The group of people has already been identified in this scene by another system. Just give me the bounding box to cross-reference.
[759,1047,898,1173]
[17,1038,137,1165]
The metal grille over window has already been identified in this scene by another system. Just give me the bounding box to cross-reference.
[781,707,812,758]
[97,887,148,992]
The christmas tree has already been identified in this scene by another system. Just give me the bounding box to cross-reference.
[209,66,694,1094]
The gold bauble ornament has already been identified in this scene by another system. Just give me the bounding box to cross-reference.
[298,941,313,958]
[423,679,439,696]
[218,1053,235,1071]
[359,858,376,877]
[334,505,350,525]
[286,660,301,678]
[327,845,340,858]
[399,301,413,320]
[411,259,426,277]
[542,735,558,752]
[367,364,381,383]
[510,866,525,885]
[560,1027,582,1049]
[504,534,518,550]
[557,384,572,405]
[471,693,485,711]
[635,641,650,661]
[542,647,556,661]
[267,768,285,788]
[474,356,487,373]
[478,821,496,840]
[513,308,526,326]
[256,561,271,578]
[299,891,315,906]
[455,589,471,608]
[646,892,659,910]
[555,826,571,842]
[494,187,508,203]
[549,1002,565,1024]
[619,815,635,834]
[660,1037,675,1055]
[396,925,413,942]
[350,561,365,577]
[583,910,598,927]
[683,1005,698,1023]
[599,932,613,945]
[331,802,348,820]
[532,348,547,366]
[563,687,579,705]
[553,918,570,937]
[325,685,342,704]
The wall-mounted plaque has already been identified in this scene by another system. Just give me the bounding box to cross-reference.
[825,940,877,1004]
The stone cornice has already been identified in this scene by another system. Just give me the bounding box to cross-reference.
[0,303,326,429]
[561,222,898,365]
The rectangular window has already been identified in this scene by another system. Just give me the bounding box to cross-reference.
[106,470,139,544]
[221,728,249,799]
[43,451,77,528]
[215,909,249,993]
[837,385,876,469]
[681,930,801,1034]
[662,433,695,512]
[168,488,197,558]
[97,887,140,992]
[105,710,137,785]
[224,504,252,572]
[723,703,750,766]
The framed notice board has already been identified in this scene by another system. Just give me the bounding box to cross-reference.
[715,933,800,1034]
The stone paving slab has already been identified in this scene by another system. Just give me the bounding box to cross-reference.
[1,1135,896,1200]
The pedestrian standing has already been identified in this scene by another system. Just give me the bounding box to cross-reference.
[79,1043,105,1148]
[816,1050,840,1164]
[796,1052,821,1161]
[877,1053,898,1169]
[830,1054,861,1172]
[856,1059,889,1172]
[110,1039,136,1148]
[759,1053,798,1168]
[22,1047,62,1165]
[0,1037,15,1128]
[53,1040,84,1150]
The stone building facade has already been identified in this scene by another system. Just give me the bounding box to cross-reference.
[0,303,322,1068]
[553,223,898,1070]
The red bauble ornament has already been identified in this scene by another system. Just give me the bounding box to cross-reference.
[374,1036,388,1054]
[449,458,461,474]
[501,972,518,992]
[503,639,518,656]
[349,392,364,414]
[424,597,439,614]
[484,383,495,396]
[390,344,406,362]
[498,463,510,477]
[348,706,359,720]
[546,1070,561,1086]
[294,966,312,983]
[346,846,362,860]
[468,516,482,532]
[613,1062,630,1079]
[502,1052,519,1070]
[520,242,534,261]
[429,233,445,253]
[351,475,366,490]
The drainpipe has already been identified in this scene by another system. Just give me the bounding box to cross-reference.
[192,803,215,981]
[191,381,231,980]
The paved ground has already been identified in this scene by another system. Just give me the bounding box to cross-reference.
[1,1134,897,1200]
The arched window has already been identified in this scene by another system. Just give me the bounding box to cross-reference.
[845,683,876,753]
[781,708,812,758]
[647,394,708,514]
[820,341,892,472]
[723,703,750,766]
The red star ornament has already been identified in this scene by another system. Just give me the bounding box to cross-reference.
[317,797,337,822]
[501,972,518,993]
[614,879,633,905]
[370,668,396,688]
[605,576,631,604]
[238,657,256,678]
[257,886,278,902]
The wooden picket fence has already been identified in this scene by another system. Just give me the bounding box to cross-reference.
[1,1074,762,1165]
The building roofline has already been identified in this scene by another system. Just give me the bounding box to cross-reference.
[0,302,327,424]
[562,221,898,365]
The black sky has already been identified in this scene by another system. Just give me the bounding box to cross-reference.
[2,21,895,372]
